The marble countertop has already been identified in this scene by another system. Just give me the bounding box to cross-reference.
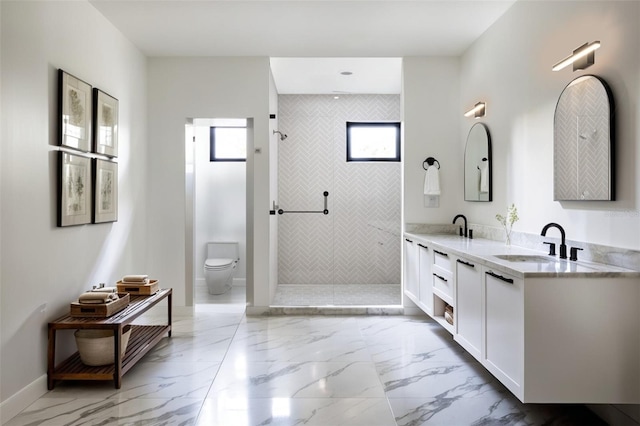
[405,232,640,279]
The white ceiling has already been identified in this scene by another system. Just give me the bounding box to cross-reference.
[89,0,516,94]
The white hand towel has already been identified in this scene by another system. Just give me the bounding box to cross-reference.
[479,161,489,193]
[79,292,112,304]
[423,166,441,195]
[122,274,148,282]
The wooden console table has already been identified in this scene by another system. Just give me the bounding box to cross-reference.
[47,288,172,390]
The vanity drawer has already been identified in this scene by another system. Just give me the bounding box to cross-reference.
[433,249,453,273]
[432,268,453,303]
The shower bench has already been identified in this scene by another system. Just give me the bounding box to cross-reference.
[47,288,172,390]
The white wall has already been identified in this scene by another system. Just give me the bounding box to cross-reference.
[0,0,147,417]
[193,120,246,285]
[459,1,640,249]
[459,3,640,422]
[147,57,271,309]
[403,57,462,224]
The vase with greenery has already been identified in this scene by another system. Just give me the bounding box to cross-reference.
[496,204,519,246]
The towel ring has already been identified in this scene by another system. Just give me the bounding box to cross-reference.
[423,157,440,170]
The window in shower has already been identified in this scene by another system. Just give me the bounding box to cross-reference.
[210,124,247,161]
[346,121,401,162]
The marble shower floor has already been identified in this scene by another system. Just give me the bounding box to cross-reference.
[7,304,609,426]
[272,284,402,306]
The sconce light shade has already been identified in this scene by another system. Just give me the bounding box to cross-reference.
[552,41,601,72]
[464,102,486,119]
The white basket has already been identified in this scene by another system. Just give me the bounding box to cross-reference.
[74,326,131,366]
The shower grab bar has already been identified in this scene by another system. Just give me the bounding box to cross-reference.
[273,191,329,215]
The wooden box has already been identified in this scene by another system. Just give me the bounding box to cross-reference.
[70,293,130,318]
[116,279,159,296]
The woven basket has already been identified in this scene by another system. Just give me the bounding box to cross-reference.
[74,326,131,366]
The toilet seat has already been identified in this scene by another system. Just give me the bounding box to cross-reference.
[204,258,235,270]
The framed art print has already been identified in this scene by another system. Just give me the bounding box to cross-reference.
[58,151,92,227]
[59,70,92,152]
[93,159,118,223]
[93,89,119,157]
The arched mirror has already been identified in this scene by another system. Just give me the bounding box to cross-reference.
[464,122,492,201]
[554,75,614,200]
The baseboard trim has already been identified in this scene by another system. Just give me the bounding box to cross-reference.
[1,374,48,424]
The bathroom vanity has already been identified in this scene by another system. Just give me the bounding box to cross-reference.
[404,233,640,404]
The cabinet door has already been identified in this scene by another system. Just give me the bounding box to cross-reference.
[483,269,523,397]
[403,238,419,302]
[455,258,482,360]
[418,244,433,315]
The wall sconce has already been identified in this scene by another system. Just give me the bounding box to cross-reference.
[552,41,601,72]
[464,102,486,119]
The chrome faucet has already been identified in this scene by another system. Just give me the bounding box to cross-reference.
[541,222,567,259]
[453,214,468,238]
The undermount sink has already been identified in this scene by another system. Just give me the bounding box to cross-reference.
[494,254,554,263]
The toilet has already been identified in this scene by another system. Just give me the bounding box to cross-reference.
[204,242,239,295]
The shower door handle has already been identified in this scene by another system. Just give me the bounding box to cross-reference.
[277,191,329,215]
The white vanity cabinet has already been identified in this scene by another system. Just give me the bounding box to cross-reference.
[403,233,640,403]
[483,269,523,397]
[403,237,419,303]
[417,243,433,315]
[454,257,483,361]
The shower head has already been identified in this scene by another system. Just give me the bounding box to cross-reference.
[273,130,288,141]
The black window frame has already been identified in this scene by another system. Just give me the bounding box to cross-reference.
[209,126,247,162]
[346,121,401,162]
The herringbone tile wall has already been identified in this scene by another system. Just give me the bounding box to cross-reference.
[278,95,401,285]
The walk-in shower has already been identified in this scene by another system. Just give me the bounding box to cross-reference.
[272,94,402,307]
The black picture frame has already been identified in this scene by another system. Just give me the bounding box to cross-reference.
[58,70,92,152]
[93,89,119,157]
[58,151,92,227]
[93,159,118,223]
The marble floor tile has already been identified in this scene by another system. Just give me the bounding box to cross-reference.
[4,397,202,426]
[378,357,506,400]
[197,397,397,426]
[9,311,609,426]
[170,313,244,336]
[236,315,362,337]
[46,361,220,400]
[389,396,528,426]
[143,333,233,363]
[225,333,372,362]
[208,361,385,399]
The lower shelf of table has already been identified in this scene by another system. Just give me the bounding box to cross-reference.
[50,325,170,384]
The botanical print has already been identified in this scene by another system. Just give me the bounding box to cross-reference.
[98,169,114,213]
[64,85,86,140]
[64,163,87,216]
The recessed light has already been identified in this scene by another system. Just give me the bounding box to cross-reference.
[334,96,340,100]
[340,71,353,76]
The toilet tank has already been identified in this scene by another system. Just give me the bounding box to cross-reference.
[207,242,239,260]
